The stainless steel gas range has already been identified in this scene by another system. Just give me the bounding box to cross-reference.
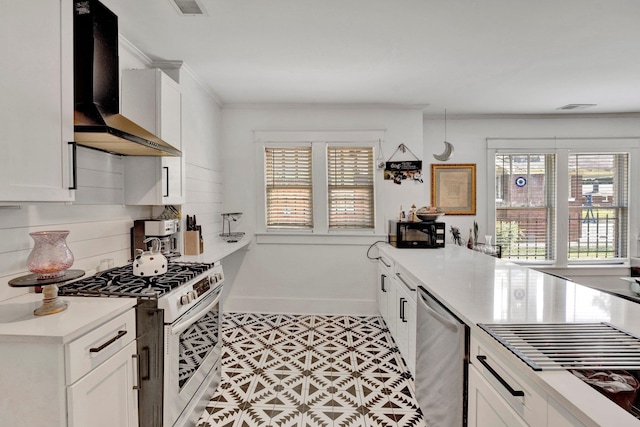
[59,261,224,427]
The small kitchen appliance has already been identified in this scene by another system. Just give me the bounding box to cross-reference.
[131,219,180,259]
[388,220,446,248]
[59,261,224,427]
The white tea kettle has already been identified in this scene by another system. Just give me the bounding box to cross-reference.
[133,237,168,277]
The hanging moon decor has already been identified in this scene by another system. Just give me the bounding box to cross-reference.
[433,109,454,161]
[433,141,454,161]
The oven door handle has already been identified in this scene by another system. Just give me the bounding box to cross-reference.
[171,292,222,336]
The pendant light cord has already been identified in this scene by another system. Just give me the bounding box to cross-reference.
[444,109,447,141]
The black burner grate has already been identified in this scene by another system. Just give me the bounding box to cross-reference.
[59,262,214,299]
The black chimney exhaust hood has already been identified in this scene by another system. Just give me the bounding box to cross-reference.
[73,0,181,157]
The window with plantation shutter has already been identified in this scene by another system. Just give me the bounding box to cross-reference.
[327,146,375,229]
[265,146,313,229]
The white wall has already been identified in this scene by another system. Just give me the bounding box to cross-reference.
[423,114,640,254]
[175,68,224,248]
[221,106,426,315]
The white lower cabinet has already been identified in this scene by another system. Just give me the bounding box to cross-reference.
[469,332,547,427]
[65,309,138,427]
[0,306,138,427]
[547,399,587,427]
[469,330,591,427]
[393,280,416,372]
[468,364,529,427]
[377,256,417,374]
[377,256,393,322]
[67,340,138,427]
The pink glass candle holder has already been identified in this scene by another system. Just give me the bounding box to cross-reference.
[26,231,74,279]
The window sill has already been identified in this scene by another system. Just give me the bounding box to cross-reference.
[255,232,387,246]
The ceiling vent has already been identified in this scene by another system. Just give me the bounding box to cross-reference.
[170,0,206,15]
[557,104,597,110]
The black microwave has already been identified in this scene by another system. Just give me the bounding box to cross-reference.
[388,220,445,248]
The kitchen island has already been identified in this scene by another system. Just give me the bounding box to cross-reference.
[379,243,640,427]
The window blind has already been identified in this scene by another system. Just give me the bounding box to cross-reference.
[327,146,374,229]
[265,146,313,228]
[495,153,556,260]
[567,153,628,259]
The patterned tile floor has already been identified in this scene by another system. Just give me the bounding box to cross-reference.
[196,313,426,427]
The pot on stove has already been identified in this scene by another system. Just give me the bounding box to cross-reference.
[133,237,167,277]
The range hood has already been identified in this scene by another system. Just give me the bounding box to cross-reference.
[73,0,181,157]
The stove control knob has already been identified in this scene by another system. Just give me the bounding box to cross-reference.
[188,290,197,300]
[180,294,192,305]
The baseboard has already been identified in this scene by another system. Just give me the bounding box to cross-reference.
[223,296,378,316]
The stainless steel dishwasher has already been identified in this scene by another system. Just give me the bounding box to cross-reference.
[415,285,469,427]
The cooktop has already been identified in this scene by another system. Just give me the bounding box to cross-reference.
[58,262,214,299]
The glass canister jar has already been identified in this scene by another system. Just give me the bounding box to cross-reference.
[26,231,74,279]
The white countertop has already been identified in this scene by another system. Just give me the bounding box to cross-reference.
[175,234,252,264]
[0,293,135,344]
[379,244,640,427]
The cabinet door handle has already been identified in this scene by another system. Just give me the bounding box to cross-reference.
[379,257,391,268]
[163,166,169,197]
[132,353,141,390]
[89,330,127,353]
[68,141,77,190]
[396,272,416,292]
[476,355,525,397]
[140,346,150,381]
[381,274,387,292]
[399,297,407,322]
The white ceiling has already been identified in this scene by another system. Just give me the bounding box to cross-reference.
[104,0,640,115]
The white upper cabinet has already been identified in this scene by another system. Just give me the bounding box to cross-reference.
[121,68,184,205]
[0,0,75,203]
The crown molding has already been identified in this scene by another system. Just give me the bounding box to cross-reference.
[223,102,428,111]
[423,112,640,120]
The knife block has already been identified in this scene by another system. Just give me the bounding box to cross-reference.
[184,231,201,255]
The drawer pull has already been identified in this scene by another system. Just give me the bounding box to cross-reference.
[396,272,416,292]
[381,274,387,292]
[476,355,525,397]
[89,330,127,353]
[400,297,408,322]
[132,353,141,390]
[379,257,391,268]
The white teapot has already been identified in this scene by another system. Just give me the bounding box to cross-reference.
[133,237,168,277]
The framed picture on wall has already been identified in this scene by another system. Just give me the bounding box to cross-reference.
[431,163,476,215]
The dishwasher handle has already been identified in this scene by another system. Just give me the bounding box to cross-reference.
[417,286,460,333]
